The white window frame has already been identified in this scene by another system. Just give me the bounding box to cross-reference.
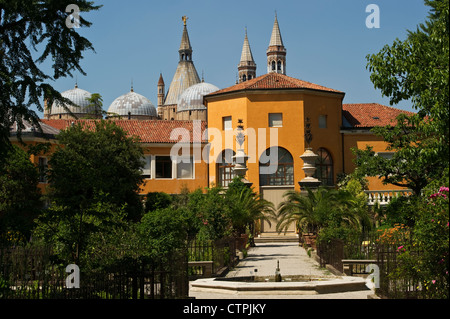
[223,116,232,131]
[268,113,283,127]
[141,155,152,179]
[176,156,195,179]
[154,155,174,180]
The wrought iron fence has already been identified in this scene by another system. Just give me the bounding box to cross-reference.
[0,245,188,299]
[375,243,423,299]
[314,232,431,299]
[187,236,237,277]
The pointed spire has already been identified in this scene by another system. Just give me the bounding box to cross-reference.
[269,12,284,47]
[158,73,165,86]
[267,12,286,75]
[238,28,257,83]
[240,27,255,64]
[179,16,192,52]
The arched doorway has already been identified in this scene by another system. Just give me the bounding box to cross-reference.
[259,147,296,234]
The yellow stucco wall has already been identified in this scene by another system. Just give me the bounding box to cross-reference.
[205,89,344,192]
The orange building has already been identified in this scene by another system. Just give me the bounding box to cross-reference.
[8,15,414,234]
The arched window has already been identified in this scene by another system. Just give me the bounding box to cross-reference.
[248,75,252,80]
[277,61,282,71]
[217,149,235,187]
[272,61,276,71]
[243,74,247,82]
[259,147,294,186]
[314,148,333,186]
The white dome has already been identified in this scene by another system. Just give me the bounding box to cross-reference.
[177,82,219,112]
[107,90,157,117]
[50,86,93,115]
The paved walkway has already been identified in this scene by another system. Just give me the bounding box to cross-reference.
[189,241,374,299]
[225,242,328,278]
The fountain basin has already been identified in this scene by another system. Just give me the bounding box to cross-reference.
[190,275,369,295]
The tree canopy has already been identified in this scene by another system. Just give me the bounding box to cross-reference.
[0,0,101,158]
[355,0,449,195]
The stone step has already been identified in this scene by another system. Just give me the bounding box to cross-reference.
[255,233,299,243]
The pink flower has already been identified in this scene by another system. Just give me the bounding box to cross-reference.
[397,245,404,251]
[439,186,449,193]
[432,280,436,284]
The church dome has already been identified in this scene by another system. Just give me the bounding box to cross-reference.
[50,85,93,115]
[177,82,219,112]
[107,89,157,118]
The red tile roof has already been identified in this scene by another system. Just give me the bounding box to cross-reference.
[41,119,207,143]
[342,103,415,128]
[207,72,343,96]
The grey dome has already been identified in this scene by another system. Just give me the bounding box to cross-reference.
[50,86,93,115]
[108,90,157,117]
[177,82,219,112]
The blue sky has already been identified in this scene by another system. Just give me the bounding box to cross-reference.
[38,0,430,117]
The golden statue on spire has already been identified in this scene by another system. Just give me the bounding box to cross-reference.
[182,16,188,26]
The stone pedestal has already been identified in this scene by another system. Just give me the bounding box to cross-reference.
[233,148,253,187]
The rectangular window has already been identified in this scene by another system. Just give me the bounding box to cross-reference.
[223,116,232,131]
[376,152,394,160]
[155,156,172,179]
[319,115,327,128]
[142,155,151,179]
[269,113,283,127]
[38,157,48,183]
[177,157,194,179]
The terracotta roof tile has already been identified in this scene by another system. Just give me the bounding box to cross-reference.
[41,119,207,143]
[342,103,415,128]
[207,73,343,96]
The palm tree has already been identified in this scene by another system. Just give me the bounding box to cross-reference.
[226,178,276,246]
[276,187,362,236]
[235,188,276,246]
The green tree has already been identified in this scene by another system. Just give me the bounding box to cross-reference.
[0,145,42,243]
[33,120,144,263]
[48,120,144,220]
[0,0,101,158]
[187,187,231,241]
[225,177,275,245]
[144,192,173,213]
[277,187,362,238]
[357,0,449,195]
[83,93,104,119]
[139,207,190,261]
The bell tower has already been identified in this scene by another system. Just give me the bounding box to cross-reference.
[238,28,257,83]
[267,13,286,75]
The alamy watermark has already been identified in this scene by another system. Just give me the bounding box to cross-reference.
[366,4,380,29]
[65,4,80,29]
[365,264,380,289]
[65,264,80,288]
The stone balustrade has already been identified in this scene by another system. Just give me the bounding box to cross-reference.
[365,189,413,206]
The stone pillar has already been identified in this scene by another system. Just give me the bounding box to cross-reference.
[232,119,252,187]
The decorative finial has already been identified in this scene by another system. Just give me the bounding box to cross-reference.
[131,78,134,92]
[182,16,188,26]
[305,117,312,147]
[75,75,78,88]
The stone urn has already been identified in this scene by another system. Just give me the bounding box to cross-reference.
[299,148,322,188]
